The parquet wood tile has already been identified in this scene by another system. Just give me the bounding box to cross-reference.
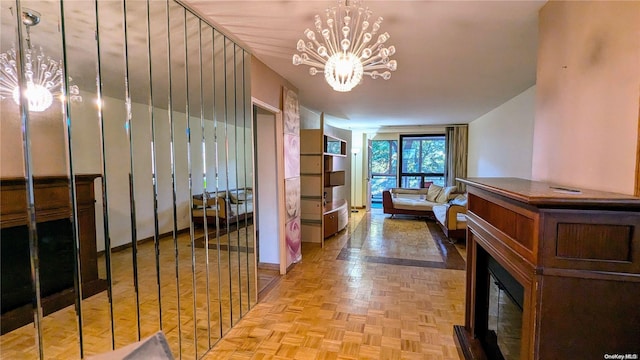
[1,210,466,359]
[203,210,466,360]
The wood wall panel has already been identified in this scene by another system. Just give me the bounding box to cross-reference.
[468,193,534,252]
[556,223,632,262]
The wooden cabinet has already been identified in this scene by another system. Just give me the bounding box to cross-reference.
[454,177,640,360]
[300,128,349,245]
[0,175,106,334]
[323,211,338,238]
[323,199,348,239]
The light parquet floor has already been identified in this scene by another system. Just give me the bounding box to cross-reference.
[203,209,467,360]
[1,210,467,360]
[0,225,257,360]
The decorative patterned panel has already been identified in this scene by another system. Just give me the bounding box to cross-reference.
[283,87,301,267]
[285,177,301,222]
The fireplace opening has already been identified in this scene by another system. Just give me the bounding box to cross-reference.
[483,256,524,360]
[1,219,75,314]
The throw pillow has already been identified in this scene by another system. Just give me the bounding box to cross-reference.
[436,186,457,204]
[422,181,433,189]
[426,184,442,202]
[450,194,468,207]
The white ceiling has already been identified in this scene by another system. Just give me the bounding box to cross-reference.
[182,0,546,130]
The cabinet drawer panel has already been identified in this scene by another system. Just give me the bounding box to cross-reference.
[542,210,640,274]
[556,223,632,262]
[301,156,322,173]
[300,176,322,196]
[301,199,322,215]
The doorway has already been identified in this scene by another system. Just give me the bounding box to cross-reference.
[253,102,284,298]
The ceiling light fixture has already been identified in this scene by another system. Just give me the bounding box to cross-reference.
[292,0,397,92]
[0,9,81,112]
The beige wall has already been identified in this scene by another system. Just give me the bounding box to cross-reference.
[251,55,297,110]
[468,86,536,179]
[532,1,640,194]
[0,103,68,177]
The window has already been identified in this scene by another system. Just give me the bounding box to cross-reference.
[399,135,446,187]
[370,140,398,201]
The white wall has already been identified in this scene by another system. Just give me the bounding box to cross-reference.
[255,110,279,264]
[0,89,251,251]
[468,86,536,179]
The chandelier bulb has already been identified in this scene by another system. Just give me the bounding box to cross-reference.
[341,39,350,51]
[382,71,391,80]
[387,60,397,71]
[318,46,328,57]
[363,33,372,43]
[305,29,315,41]
[344,15,351,26]
[362,48,372,59]
[309,67,318,76]
[388,45,396,56]
[361,21,369,31]
[296,39,306,51]
[342,26,350,38]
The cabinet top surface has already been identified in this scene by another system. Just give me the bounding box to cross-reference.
[458,177,640,207]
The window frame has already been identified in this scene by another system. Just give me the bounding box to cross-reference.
[399,134,446,187]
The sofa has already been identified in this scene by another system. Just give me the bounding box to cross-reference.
[192,188,253,227]
[382,184,458,218]
[432,193,467,241]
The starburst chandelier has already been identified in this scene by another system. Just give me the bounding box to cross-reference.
[0,9,81,112]
[292,0,397,92]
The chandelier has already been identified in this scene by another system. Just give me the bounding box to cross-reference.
[0,9,81,112]
[292,0,397,92]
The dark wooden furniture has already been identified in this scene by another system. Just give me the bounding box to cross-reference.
[0,175,107,334]
[323,199,348,238]
[454,177,640,359]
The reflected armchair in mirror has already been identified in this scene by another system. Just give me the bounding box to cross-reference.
[192,188,253,227]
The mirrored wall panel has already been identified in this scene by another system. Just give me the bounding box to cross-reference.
[0,0,256,358]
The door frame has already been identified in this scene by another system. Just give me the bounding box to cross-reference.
[252,97,286,275]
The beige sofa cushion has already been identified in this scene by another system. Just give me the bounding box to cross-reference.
[433,204,467,230]
[392,197,438,211]
[436,186,457,203]
[426,184,442,201]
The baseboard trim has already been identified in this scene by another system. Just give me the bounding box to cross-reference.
[99,228,190,255]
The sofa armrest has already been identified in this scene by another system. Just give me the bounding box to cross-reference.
[382,190,394,211]
[216,196,228,219]
[446,205,466,229]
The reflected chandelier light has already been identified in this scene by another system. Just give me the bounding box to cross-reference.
[292,0,397,92]
[0,9,81,112]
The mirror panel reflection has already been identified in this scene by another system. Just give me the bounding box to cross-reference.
[0,1,255,359]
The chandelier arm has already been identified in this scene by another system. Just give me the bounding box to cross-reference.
[300,58,325,69]
[363,64,390,70]
[353,37,371,58]
[303,49,328,64]
[349,6,366,53]
[361,55,382,66]
[327,30,341,56]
